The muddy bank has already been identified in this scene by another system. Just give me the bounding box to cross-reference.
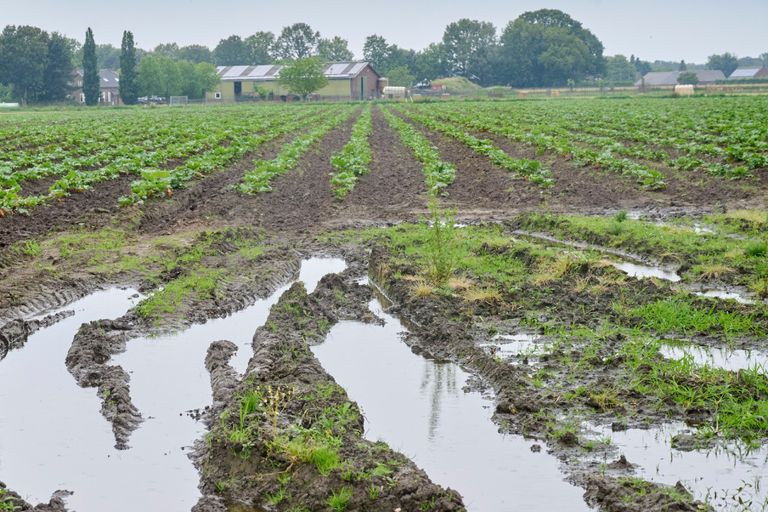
[0,483,71,512]
[367,246,711,512]
[194,271,464,512]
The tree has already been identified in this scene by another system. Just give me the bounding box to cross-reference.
[679,60,687,71]
[178,45,213,64]
[153,43,179,59]
[413,43,447,82]
[82,28,100,105]
[386,65,415,87]
[441,19,496,84]
[40,32,75,102]
[274,23,320,60]
[317,36,353,61]
[278,57,328,99]
[498,10,604,87]
[363,35,392,73]
[762,53,768,67]
[707,53,739,77]
[245,32,275,63]
[677,72,699,85]
[120,31,139,105]
[604,55,636,84]
[214,35,250,65]
[0,25,49,104]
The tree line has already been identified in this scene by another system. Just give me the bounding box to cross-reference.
[2,10,767,104]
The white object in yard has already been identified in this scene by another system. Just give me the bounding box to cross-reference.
[674,84,694,96]
[169,96,188,106]
[383,86,407,98]
[0,103,20,108]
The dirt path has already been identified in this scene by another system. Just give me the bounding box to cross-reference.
[336,106,428,225]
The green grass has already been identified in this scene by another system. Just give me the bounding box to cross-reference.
[628,296,763,338]
[327,487,353,512]
[136,268,224,320]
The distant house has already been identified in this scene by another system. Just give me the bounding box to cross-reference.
[207,62,383,102]
[71,69,121,105]
[635,70,726,87]
[728,68,768,80]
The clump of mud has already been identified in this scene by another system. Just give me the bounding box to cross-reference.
[193,271,464,512]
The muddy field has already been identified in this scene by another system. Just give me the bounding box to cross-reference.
[1,99,767,512]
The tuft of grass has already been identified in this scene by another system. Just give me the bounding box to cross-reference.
[745,241,767,258]
[424,199,458,285]
[411,282,436,298]
[629,296,761,339]
[462,287,502,303]
[327,487,353,512]
[136,268,224,320]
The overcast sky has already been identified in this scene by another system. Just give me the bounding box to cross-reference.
[4,0,766,63]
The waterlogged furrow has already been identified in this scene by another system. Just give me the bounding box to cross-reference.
[400,106,554,187]
[381,106,456,196]
[237,106,355,194]
[329,105,373,199]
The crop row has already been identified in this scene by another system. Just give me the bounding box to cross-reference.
[329,106,373,199]
[396,106,554,187]
[237,107,356,195]
[381,107,456,196]
[414,103,668,190]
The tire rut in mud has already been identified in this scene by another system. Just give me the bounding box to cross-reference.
[193,269,464,512]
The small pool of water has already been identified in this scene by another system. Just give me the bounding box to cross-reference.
[312,300,591,511]
[660,343,767,374]
[0,258,346,512]
[591,423,768,511]
[692,288,754,305]
[610,261,681,282]
[479,333,550,361]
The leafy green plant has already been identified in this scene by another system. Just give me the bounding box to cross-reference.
[327,487,353,512]
[330,106,373,199]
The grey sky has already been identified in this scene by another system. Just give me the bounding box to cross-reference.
[4,0,766,63]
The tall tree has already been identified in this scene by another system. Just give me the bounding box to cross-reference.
[82,28,100,105]
[498,10,604,87]
[277,56,328,99]
[245,32,275,63]
[0,25,49,104]
[120,30,139,105]
[679,60,687,71]
[214,35,250,65]
[363,35,392,73]
[317,36,353,61]
[413,43,447,82]
[441,19,496,84]
[40,32,75,101]
[178,44,213,64]
[604,55,636,83]
[761,53,768,67]
[707,53,739,77]
[153,43,179,59]
[274,23,320,60]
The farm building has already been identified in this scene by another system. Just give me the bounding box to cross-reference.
[635,70,726,88]
[206,62,382,102]
[70,69,121,105]
[729,68,768,80]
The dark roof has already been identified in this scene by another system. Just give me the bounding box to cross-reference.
[216,62,379,81]
[635,70,726,86]
[74,68,120,88]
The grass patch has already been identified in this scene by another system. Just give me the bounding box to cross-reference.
[327,487,353,512]
[627,296,762,338]
[136,268,224,320]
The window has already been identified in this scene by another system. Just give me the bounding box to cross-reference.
[214,91,222,99]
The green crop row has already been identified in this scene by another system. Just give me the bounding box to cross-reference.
[398,106,554,187]
[237,107,355,194]
[381,107,456,196]
[329,106,373,199]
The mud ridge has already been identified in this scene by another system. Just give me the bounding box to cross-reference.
[193,270,464,512]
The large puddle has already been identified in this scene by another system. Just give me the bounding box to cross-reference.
[590,423,768,511]
[312,299,591,511]
[660,342,767,374]
[0,258,345,511]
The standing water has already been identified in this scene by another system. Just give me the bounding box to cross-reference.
[312,299,591,511]
[0,258,346,511]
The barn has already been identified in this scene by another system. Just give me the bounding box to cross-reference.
[635,70,725,88]
[729,68,768,80]
[207,62,382,102]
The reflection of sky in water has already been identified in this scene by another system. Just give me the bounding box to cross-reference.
[0,258,346,512]
[313,300,590,511]
[591,422,768,511]
[660,343,767,374]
